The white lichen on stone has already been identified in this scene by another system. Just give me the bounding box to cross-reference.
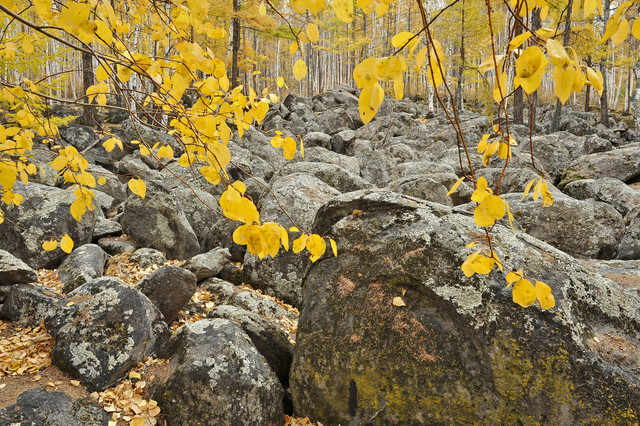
[70,341,101,379]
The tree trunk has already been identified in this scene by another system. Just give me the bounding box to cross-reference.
[631,52,640,131]
[230,0,240,89]
[551,0,573,132]
[512,14,523,124]
[600,0,611,127]
[454,0,465,111]
[529,8,542,125]
[81,47,96,126]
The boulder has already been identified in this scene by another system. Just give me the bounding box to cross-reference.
[59,124,97,151]
[97,235,138,255]
[277,161,373,193]
[130,248,167,268]
[48,277,168,390]
[122,118,184,157]
[559,143,640,188]
[207,305,294,386]
[92,218,123,240]
[121,180,200,260]
[503,194,625,259]
[136,266,197,323]
[618,214,640,260]
[0,283,62,326]
[242,174,340,306]
[0,249,37,286]
[0,387,108,426]
[155,319,284,426]
[171,187,223,252]
[291,190,640,424]
[563,178,640,217]
[303,146,360,175]
[0,183,98,269]
[183,247,231,281]
[57,244,108,293]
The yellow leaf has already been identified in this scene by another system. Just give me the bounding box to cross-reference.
[280,226,289,251]
[516,46,544,79]
[611,18,629,46]
[60,234,74,254]
[330,238,337,256]
[392,296,406,307]
[128,178,146,199]
[307,23,319,43]
[258,2,266,15]
[22,38,34,54]
[130,418,144,426]
[393,78,404,101]
[293,60,307,81]
[532,180,542,201]
[474,195,505,227]
[277,76,285,88]
[102,137,122,153]
[306,234,326,262]
[583,0,597,16]
[374,56,403,81]
[129,371,141,380]
[292,234,308,253]
[42,239,57,251]
[97,176,106,185]
[353,58,379,88]
[70,199,86,222]
[522,177,537,200]
[289,41,298,55]
[546,39,570,69]
[540,181,553,206]
[493,72,508,104]
[461,251,495,277]
[535,281,555,309]
[632,19,640,40]
[283,137,297,160]
[300,136,304,159]
[478,54,504,74]
[586,67,603,96]
[505,201,515,232]
[391,32,418,52]
[471,176,491,203]
[333,0,353,23]
[571,69,586,92]
[508,31,532,50]
[506,270,523,284]
[358,82,384,125]
[512,279,536,307]
[554,64,574,105]
[446,176,465,196]
[96,64,110,82]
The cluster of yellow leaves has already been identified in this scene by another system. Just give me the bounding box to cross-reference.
[233,222,289,259]
[42,233,75,254]
[506,270,555,309]
[92,367,162,426]
[522,176,553,206]
[470,177,513,229]
[270,131,302,160]
[0,322,53,376]
[601,1,640,46]
[462,247,503,277]
[353,55,405,124]
[477,126,518,167]
[291,227,337,262]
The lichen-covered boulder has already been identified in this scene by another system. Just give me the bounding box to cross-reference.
[503,193,625,259]
[0,387,109,426]
[0,284,62,326]
[563,177,640,217]
[58,244,108,293]
[48,277,168,390]
[130,248,166,268]
[559,143,640,188]
[291,190,640,425]
[207,305,294,386]
[242,173,340,306]
[0,183,98,269]
[183,247,231,281]
[155,319,284,426]
[136,265,197,323]
[277,161,373,194]
[0,249,37,286]
[386,176,452,206]
[121,180,200,260]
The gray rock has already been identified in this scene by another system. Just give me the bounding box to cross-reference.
[302,132,332,150]
[229,290,297,322]
[242,174,340,306]
[58,244,108,293]
[136,266,197,323]
[130,248,167,268]
[387,176,453,206]
[155,319,284,426]
[49,277,168,391]
[183,247,231,281]
[397,161,457,177]
[207,305,294,386]
[618,214,640,260]
[313,108,355,135]
[93,218,123,239]
[117,155,160,181]
[276,161,373,193]
[171,187,223,253]
[291,190,640,424]
[59,124,96,151]
[0,249,37,286]
[559,143,640,188]
[122,118,184,157]
[303,146,360,175]
[331,129,356,154]
[503,194,625,259]
[91,164,128,205]
[583,134,614,154]
[121,180,200,260]
[0,284,62,326]
[428,172,474,206]
[0,183,98,269]
[354,147,401,187]
[0,387,108,426]
[200,277,237,305]
[563,178,640,217]
[97,235,139,255]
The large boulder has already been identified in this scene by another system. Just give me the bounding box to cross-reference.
[171,187,224,253]
[276,161,373,193]
[242,173,340,306]
[0,387,108,426]
[183,247,231,281]
[0,283,62,326]
[0,183,98,269]
[57,244,108,293]
[559,143,640,188]
[121,180,200,259]
[291,190,640,424]
[0,249,37,286]
[503,194,625,259]
[155,319,284,426]
[47,277,168,390]
[563,177,640,218]
[136,266,197,323]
